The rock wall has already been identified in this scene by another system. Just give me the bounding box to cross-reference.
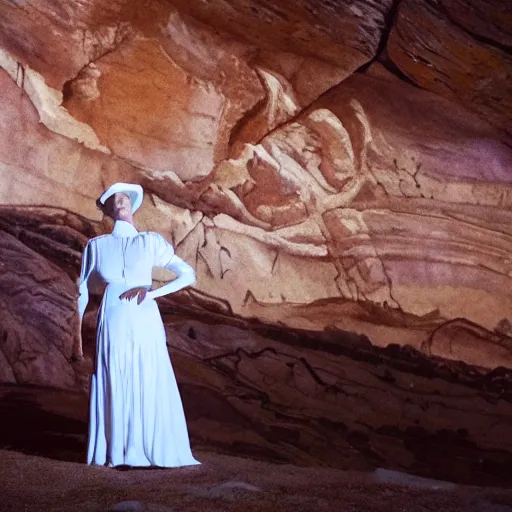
[0,0,512,482]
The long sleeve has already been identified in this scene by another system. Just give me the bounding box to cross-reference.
[77,241,94,321]
[78,281,89,321]
[146,233,195,300]
[146,255,196,300]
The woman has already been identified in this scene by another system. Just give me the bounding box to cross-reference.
[77,182,200,468]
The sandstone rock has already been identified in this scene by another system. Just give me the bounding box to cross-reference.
[0,0,512,487]
[387,0,512,136]
[0,68,138,218]
[2,0,510,347]
[372,468,456,490]
[64,35,230,180]
[0,224,79,388]
[306,66,512,334]
[169,0,393,68]
[168,312,512,486]
[5,304,512,486]
[2,41,512,371]
[0,0,393,181]
[159,65,512,347]
[439,0,512,49]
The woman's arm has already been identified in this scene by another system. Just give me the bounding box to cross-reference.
[78,280,89,322]
[74,242,93,360]
[77,242,93,320]
[146,255,196,300]
[121,235,196,303]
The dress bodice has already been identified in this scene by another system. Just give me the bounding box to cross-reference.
[79,221,175,293]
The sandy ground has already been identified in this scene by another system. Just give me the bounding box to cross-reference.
[2,449,512,512]
[1,386,512,511]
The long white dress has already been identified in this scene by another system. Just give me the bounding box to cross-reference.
[78,220,200,468]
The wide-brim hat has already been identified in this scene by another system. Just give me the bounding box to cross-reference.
[98,182,144,213]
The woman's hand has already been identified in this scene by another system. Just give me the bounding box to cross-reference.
[119,287,148,305]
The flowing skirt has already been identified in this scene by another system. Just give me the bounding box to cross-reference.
[87,283,200,468]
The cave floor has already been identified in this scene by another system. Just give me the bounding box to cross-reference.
[1,385,512,512]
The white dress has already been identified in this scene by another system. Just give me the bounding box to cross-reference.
[78,220,200,468]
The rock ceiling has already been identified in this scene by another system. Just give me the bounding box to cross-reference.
[1,0,512,357]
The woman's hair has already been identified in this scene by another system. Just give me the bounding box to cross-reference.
[96,192,132,219]
[96,195,115,218]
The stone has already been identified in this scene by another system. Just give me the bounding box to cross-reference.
[0,224,79,388]
[372,468,457,490]
[387,0,512,136]
[1,0,512,490]
[0,68,138,219]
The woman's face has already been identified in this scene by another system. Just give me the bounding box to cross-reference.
[106,192,133,221]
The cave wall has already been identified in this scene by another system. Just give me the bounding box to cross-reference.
[1,0,512,483]
[1,0,511,360]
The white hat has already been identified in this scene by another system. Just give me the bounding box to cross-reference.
[98,182,144,213]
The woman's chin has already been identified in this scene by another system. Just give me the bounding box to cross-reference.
[115,212,132,221]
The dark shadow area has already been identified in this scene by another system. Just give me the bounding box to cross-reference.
[0,387,88,463]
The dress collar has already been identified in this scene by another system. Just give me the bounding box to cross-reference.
[112,220,139,238]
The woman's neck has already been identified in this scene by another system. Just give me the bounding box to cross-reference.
[114,213,134,224]
[112,220,138,237]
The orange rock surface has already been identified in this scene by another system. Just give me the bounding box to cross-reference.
[1,0,512,484]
